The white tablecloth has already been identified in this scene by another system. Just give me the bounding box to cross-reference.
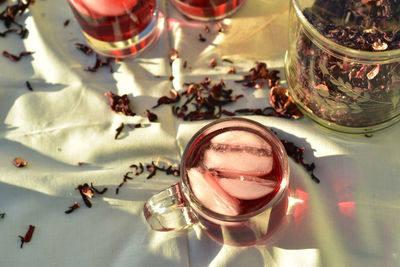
[1,0,400,266]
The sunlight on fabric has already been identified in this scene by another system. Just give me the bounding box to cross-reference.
[272,247,320,267]
[102,197,143,215]
[148,230,187,262]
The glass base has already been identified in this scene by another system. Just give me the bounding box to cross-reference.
[82,13,163,58]
[284,52,400,134]
[170,0,245,21]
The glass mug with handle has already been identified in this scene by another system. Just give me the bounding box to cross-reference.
[67,0,161,58]
[144,118,290,246]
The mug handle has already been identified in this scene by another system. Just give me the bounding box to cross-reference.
[143,183,198,231]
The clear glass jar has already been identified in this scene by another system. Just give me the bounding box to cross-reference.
[285,0,400,133]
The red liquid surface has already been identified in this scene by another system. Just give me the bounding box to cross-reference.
[199,189,288,246]
[171,0,244,19]
[68,0,157,42]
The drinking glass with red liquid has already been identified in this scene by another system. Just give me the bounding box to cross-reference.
[144,118,290,246]
[170,0,245,21]
[67,0,161,57]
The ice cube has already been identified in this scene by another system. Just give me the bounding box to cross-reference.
[204,130,273,175]
[187,168,241,216]
[217,175,278,200]
[70,0,138,17]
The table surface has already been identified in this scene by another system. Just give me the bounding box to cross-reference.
[1,1,400,266]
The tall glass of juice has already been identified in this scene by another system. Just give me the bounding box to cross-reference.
[67,0,160,57]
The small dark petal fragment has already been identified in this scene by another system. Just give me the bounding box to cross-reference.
[76,183,93,207]
[222,58,233,64]
[2,50,32,61]
[145,109,158,122]
[116,172,134,194]
[13,157,27,167]
[65,201,80,214]
[227,67,236,74]
[75,43,93,55]
[311,173,320,184]
[183,60,187,69]
[105,91,135,116]
[216,23,224,33]
[139,162,144,174]
[221,109,236,116]
[209,58,217,68]
[198,33,206,42]
[18,225,35,248]
[64,19,70,26]
[148,160,180,178]
[128,123,143,129]
[146,163,157,179]
[152,88,180,108]
[90,183,108,194]
[169,48,179,64]
[86,54,114,73]
[235,108,264,115]
[130,164,140,175]
[115,122,124,139]
[25,81,33,91]
[124,171,134,180]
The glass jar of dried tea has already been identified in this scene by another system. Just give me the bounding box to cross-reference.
[285,0,400,133]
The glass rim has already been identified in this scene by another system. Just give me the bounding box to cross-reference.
[292,0,400,64]
[180,117,290,222]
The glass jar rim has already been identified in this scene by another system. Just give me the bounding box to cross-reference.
[292,0,400,64]
[180,117,290,222]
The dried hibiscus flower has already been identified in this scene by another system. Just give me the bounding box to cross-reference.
[280,139,320,183]
[13,157,27,167]
[105,91,135,116]
[116,171,134,194]
[2,50,32,61]
[0,0,34,38]
[64,202,80,214]
[18,224,35,248]
[269,86,303,119]
[209,58,217,68]
[162,78,242,121]
[76,183,94,208]
[114,122,124,139]
[86,54,114,73]
[75,43,93,55]
[235,62,280,89]
[145,109,158,122]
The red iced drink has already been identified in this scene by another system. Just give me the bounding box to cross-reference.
[68,0,160,57]
[182,119,289,246]
[170,0,245,20]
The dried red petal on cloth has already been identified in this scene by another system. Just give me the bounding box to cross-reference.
[269,86,303,119]
[104,91,136,116]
